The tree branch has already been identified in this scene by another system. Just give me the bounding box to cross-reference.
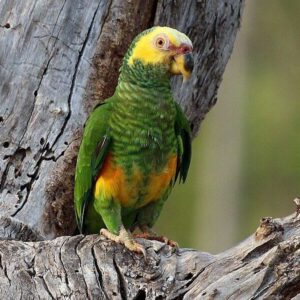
[0,211,299,299]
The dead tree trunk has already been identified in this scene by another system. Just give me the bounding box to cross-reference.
[0,0,244,239]
[2,1,299,299]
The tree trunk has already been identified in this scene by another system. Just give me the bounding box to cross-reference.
[0,0,244,239]
[3,1,298,299]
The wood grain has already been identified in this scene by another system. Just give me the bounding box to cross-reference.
[0,213,298,299]
[0,0,157,238]
[1,1,299,298]
[0,0,244,239]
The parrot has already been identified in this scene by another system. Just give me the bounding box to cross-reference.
[74,26,193,255]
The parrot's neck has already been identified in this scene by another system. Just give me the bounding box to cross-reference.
[114,62,174,118]
[117,60,171,90]
[115,61,174,113]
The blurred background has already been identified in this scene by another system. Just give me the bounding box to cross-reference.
[155,1,300,253]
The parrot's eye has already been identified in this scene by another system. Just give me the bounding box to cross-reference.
[156,38,165,47]
[154,35,168,50]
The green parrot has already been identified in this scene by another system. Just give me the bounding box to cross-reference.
[74,26,193,255]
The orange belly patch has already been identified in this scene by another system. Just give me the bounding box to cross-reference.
[143,155,177,206]
[94,153,141,207]
[94,154,177,208]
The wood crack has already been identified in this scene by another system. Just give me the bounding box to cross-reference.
[39,275,55,300]
[91,245,110,300]
[113,257,128,300]
[44,0,67,53]
[49,1,102,151]
[0,162,11,193]
[74,236,89,299]
[4,1,69,217]
[18,0,65,148]
[58,237,70,288]
[11,157,41,217]
[172,261,215,299]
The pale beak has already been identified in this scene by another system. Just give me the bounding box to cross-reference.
[171,52,194,81]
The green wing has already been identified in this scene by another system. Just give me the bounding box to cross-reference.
[174,102,192,183]
[74,101,113,233]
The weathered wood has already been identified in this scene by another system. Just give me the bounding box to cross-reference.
[0,0,157,239]
[155,0,244,135]
[0,212,298,299]
[0,0,244,239]
[5,1,299,299]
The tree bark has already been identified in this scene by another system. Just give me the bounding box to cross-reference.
[0,0,244,239]
[0,211,299,299]
[3,1,298,299]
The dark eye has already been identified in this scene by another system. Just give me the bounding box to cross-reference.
[155,37,166,48]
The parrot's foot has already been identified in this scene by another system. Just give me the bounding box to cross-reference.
[133,225,179,248]
[100,227,146,257]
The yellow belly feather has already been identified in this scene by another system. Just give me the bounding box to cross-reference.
[94,154,177,208]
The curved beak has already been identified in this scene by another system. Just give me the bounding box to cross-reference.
[171,52,194,81]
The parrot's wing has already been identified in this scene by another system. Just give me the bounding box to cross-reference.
[174,102,192,183]
[74,101,113,233]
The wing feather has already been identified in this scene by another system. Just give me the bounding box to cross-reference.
[74,101,113,233]
[174,102,192,184]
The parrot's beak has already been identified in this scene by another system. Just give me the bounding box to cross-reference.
[171,52,194,81]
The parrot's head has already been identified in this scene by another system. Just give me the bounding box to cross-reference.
[123,26,194,81]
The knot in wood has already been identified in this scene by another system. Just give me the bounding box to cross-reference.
[255,217,284,241]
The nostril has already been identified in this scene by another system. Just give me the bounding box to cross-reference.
[183,46,190,54]
[181,47,187,54]
[180,44,192,54]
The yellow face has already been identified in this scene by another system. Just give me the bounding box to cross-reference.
[128,27,194,80]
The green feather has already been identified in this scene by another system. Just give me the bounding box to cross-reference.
[74,28,193,235]
[174,102,192,183]
[74,102,113,233]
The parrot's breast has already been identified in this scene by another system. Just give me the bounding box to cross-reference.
[94,153,177,208]
[94,81,178,208]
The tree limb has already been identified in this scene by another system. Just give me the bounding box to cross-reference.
[0,211,299,299]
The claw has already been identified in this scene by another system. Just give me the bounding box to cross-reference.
[100,227,146,257]
[134,225,179,249]
[124,240,146,258]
